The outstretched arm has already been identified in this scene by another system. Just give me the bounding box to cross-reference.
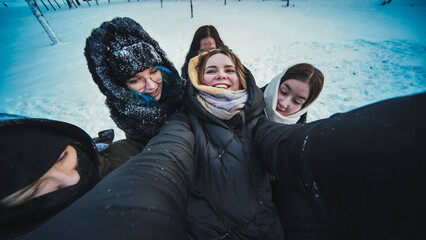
[254,93,426,239]
[27,112,195,240]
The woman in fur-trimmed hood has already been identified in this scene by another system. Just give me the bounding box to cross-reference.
[85,17,186,144]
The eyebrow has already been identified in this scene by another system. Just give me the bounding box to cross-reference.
[205,66,218,70]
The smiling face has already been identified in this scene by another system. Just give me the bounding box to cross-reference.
[1,145,80,207]
[202,53,240,91]
[127,67,163,101]
[276,79,310,116]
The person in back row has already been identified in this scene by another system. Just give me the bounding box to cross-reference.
[181,25,225,80]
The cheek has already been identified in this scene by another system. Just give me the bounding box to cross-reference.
[203,75,214,86]
[288,104,302,114]
[129,82,142,90]
[231,77,240,90]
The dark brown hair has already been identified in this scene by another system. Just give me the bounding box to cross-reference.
[196,48,247,90]
[281,63,324,108]
[181,25,225,79]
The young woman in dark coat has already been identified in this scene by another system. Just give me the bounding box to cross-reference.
[181,25,225,80]
[25,49,425,239]
[263,63,346,239]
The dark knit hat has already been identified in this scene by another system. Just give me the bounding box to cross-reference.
[0,126,73,200]
[107,42,163,86]
[85,17,186,143]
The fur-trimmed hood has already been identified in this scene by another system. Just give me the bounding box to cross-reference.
[85,17,186,143]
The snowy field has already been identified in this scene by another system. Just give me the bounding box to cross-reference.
[0,0,425,140]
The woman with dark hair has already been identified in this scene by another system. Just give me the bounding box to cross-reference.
[264,63,324,124]
[181,25,225,80]
[264,64,346,239]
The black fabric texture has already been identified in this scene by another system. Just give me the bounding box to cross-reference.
[0,115,99,239]
[261,83,342,239]
[24,112,196,240]
[0,126,73,199]
[253,92,426,239]
[84,17,186,144]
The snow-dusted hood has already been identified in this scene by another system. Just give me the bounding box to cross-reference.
[84,17,186,143]
[264,68,314,124]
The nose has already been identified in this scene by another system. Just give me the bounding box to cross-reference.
[42,152,80,190]
[145,78,156,90]
[49,162,80,188]
[279,97,290,109]
[216,70,227,79]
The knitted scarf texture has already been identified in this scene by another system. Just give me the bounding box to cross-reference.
[197,90,247,120]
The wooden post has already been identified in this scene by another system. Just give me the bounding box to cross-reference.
[190,0,193,18]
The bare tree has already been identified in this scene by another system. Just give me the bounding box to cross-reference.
[190,0,193,18]
[25,0,60,45]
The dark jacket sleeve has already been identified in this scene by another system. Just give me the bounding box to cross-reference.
[97,138,145,179]
[253,93,426,239]
[25,112,195,240]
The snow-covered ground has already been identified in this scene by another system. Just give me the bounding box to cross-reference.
[1,0,425,140]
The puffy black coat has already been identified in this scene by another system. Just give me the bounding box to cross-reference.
[183,69,283,239]
[23,112,196,240]
[260,84,343,240]
[253,92,426,240]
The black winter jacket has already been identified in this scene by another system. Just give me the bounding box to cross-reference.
[24,111,196,240]
[253,92,426,240]
[183,69,283,239]
[260,84,343,240]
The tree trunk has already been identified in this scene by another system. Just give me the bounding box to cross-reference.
[25,0,60,45]
[190,0,193,18]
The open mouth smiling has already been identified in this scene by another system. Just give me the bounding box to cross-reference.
[213,83,231,89]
